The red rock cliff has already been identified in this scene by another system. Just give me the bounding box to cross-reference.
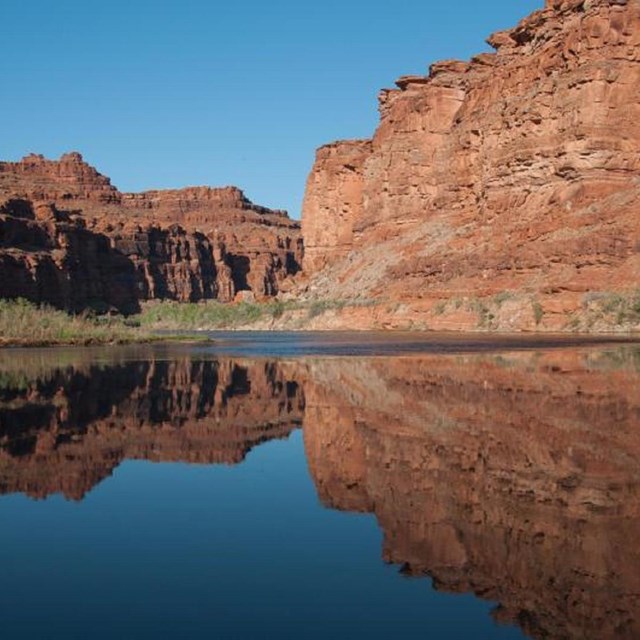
[301,0,640,332]
[0,153,302,312]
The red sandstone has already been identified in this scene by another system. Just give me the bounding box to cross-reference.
[0,153,302,312]
[301,0,640,332]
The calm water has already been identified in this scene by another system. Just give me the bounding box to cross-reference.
[1,333,639,639]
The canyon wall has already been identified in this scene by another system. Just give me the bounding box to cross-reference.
[301,0,640,331]
[0,153,302,312]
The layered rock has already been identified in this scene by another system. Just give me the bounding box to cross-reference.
[0,153,302,312]
[301,0,640,331]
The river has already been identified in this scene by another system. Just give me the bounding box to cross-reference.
[1,333,639,639]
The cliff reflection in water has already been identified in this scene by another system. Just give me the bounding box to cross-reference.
[1,345,640,639]
[0,353,304,500]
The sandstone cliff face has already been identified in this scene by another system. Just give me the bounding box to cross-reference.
[0,153,302,312]
[301,0,640,332]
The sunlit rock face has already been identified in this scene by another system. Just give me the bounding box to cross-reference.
[302,348,640,639]
[0,354,304,500]
[301,0,640,331]
[0,153,302,312]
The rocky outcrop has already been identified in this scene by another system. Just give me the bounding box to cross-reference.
[0,355,304,500]
[301,0,640,332]
[0,153,302,312]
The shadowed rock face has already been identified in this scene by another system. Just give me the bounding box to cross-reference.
[1,344,639,639]
[0,153,302,312]
[301,0,640,331]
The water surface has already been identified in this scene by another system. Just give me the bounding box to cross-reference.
[1,334,639,639]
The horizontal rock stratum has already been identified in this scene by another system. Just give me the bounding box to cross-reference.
[301,0,640,332]
[0,152,302,313]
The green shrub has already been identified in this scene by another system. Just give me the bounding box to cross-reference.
[532,301,544,326]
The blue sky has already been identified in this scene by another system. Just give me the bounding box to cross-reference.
[1,0,541,218]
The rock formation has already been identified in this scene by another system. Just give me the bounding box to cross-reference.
[301,0,640,332]
[0,153,302,312]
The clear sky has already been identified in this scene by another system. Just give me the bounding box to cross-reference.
[1,0,542,218]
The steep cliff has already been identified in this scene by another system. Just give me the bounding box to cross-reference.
[302,0,640,331]
[0,153,302,312]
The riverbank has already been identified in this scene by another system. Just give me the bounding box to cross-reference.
[0,299,213,348]
[2,293,639,348]
[137,292,640,334]
[0,299,156,347]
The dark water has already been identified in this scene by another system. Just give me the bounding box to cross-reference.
[1,334,639,639]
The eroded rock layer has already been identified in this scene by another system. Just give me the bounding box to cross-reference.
[0,153,302,312]
[301,0,640,331]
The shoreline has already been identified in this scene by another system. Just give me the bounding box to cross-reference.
[3,328,639,351]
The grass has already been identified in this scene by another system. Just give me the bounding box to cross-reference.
[433,301,447,316]
[0,298,155,347]
[571,290,640,332]
[466,298,496,330]
[136,298,361,329]
[532,301,544,326]
[0,296,370,347]
[137,299,302,330]
[307,299,347,319]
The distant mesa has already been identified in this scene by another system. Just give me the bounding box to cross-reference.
[0,152,302,313]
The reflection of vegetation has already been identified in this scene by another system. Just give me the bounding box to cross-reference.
[586,346,640,373]
[0,348,130,391]
[0,299,152,347]
[0,371,31,392]
[491,355,517,369]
